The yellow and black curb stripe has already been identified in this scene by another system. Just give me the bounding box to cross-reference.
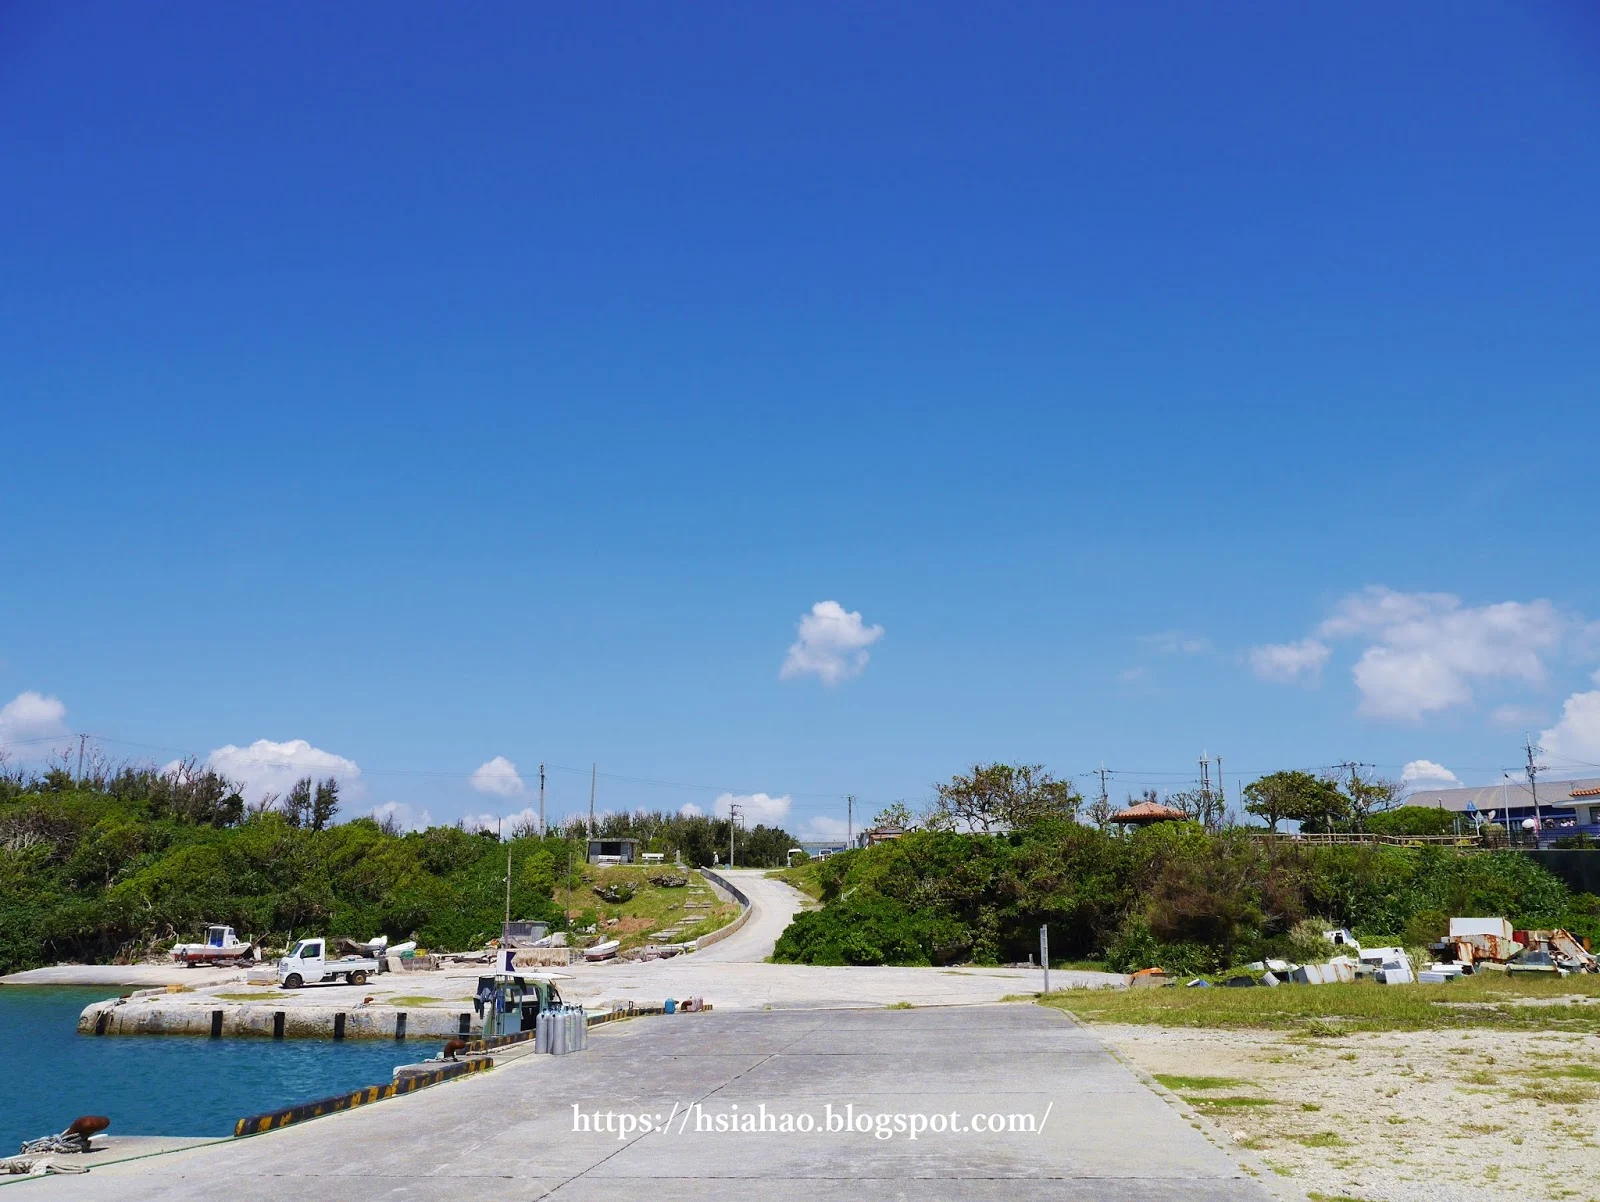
[233,1057,493,1136]
[232,1002,716,1137]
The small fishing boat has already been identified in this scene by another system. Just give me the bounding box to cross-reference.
[171,925,256,966]
[583,939,620,962]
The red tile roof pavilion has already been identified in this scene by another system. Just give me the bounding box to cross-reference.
[1109,800,1189,825]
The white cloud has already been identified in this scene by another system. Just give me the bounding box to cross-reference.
[678,802,704,818]
[780,600,884,685]
[460,807,540,836]
[368,801,434,832]
[1138,631,1213,655]
[1248,639,1331,684]
[469,756,525,797]
[1331,590,1563,720]
[1255,587,1570,721]
[1541,691,1600,764]
[798,814,851,842]
[202,738,361,804]
[1400,759,1460,787]
[714,791,792,826]
[0,691,70,752]
[1491,704,1546,728]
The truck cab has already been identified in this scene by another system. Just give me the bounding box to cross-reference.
[279,938,327,988]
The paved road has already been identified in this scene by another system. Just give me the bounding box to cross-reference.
[27,1006,1274,1201]
[690,868,809,962]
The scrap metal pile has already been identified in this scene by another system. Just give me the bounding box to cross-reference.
[1131,916,1597,990]
[1434,917,1597,977]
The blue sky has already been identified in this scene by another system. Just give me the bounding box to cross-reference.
[3,4,1599,838]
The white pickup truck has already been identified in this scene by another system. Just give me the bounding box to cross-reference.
[277,937,384,989]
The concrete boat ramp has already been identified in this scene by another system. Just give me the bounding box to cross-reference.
[14,1005,1279,1201]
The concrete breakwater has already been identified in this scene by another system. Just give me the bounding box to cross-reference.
[77,992,677,1040]
[80,995,484,1039]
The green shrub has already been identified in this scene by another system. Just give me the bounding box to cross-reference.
[771,895,971,966]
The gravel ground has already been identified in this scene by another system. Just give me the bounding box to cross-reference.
[1095,1021,1600,1202]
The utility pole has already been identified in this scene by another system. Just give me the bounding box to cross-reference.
[589,763,596,837]
[77,733,87,785]
[728,801,742,869]
[846,794,855,847]
[504,842,512,927]
[1525,736,1545,843]
[1198,752,1211,822]
[1214,755,1223,825]
[539,763,546,838]
[1097,765,1109,815]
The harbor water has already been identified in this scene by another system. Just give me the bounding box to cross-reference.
[1,986,426,1154]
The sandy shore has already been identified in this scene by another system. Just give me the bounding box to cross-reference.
[1094,1021,1600,1202]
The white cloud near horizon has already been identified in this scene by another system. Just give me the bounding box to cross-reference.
[1541,690,1600,765]
[0,691,70,753]
[1253,587,1569,721]
[461,807,540,836]
[780,600,884,685]
[470,755,525,797]
[201,738,362,803]
[799,814,851,842]
[368,800,435,832]
[713,791,792,826]
[1400,759,1460,788]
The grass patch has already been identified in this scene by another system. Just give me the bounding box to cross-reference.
[885,1001,914,1010]
[1514,1081,1598,1105]
[1295,1132,1348,1148]
[1040,974,1600,1034]
[582,866,741,952]
[1537,1063,1600,1082]
[766,861,824,901]
[384,996,449,1007]
[1307,1192,1369,1202]
[1153,1074,1251,1091]
[210,993,272,1001]
[1183,1095,1274,1109]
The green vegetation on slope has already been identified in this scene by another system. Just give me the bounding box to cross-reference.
[581,865,740,951]
[772,820,1600,971]
[766,860,825,900]
[0,770,791,973]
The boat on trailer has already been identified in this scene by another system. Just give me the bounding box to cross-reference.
[171,925,256,966]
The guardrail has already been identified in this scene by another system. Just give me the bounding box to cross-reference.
[1247,832,1482,847]
[694,868,752,951]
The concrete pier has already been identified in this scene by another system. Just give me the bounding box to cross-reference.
[20,1005,1275,1202]
[78,996,481,1039]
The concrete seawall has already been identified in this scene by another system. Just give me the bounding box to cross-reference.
[80,998,483,1040]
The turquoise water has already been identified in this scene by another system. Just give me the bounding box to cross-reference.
[0,986,428,1154]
